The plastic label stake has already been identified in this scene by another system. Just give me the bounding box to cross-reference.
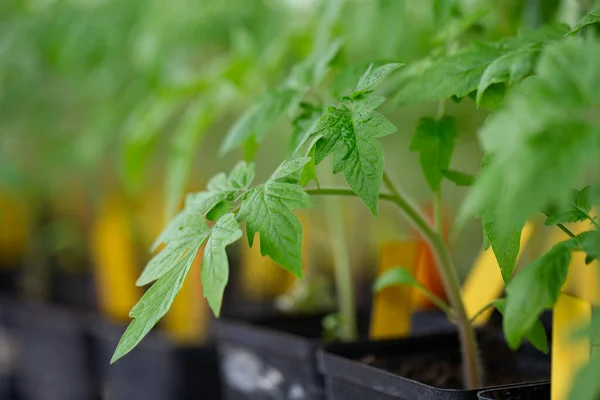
[370,241,418,339]
[552,294,591,400]
[461,222,535,326]
[90,197,140,321]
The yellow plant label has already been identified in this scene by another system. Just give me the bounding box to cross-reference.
[370,241,418,339]
[552,294,591,400]
[462,222,535,326]
[90,197,140,321]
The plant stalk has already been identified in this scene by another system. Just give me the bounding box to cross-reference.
[307,182,483,388]
[322,186,358,342]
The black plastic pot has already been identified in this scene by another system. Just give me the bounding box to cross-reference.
[89,317,177,400]
[90,317,222,400]
[318,329,550,400]
[215,310,455,400]
[0,297,18,400]
[9,300,94,400]
[477,381,550,399]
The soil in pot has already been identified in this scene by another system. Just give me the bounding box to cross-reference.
[360,332,548,389]
[319,329,550,400]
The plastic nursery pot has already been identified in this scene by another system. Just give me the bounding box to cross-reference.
[477,381,550,400]
[215,311,455,400]
[0,297,18,400]
[89,316,222,400]
[9,300,94,400]
[216,313,328,400]
[89,317,177,400]
[317,329,550,400]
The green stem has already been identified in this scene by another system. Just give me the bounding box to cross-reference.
[308,181,483,389]
[434,190,443,234]
[557,223,577,239]
[468,301,498,325]
[322,178,357,342]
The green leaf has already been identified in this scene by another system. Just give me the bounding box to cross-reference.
[545,186,593,226]
[570,6,600,34]
[185,161,255,217]
[493,299,548,354]
[206,201,232,222]
[139,213,209,286]
[311,95,396,216]
[477,47,539,107]
[395,25,567,106]
[299,145,318,187]
[355,62,404,93]
[373,267,450,312]
[410,116,457,192]
[201,213,243,316]
[581,230,600,264]
[395,46,502,105]
[463,39,600,233]
[121,98,179,193]
[480,204,524,283]
[238,158,312,278]
[373,266,420,291]
[503,240,574,349]
[289,103,323,156]
[111,252,193,363]
[112,213,209,363]
[568,356,600,400]
[442,169,475,186]
[164,99,214,220]
[220,88,299,154]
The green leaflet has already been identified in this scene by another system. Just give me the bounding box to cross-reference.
[442,169,475,186]
[121,97,180,192]
[570,6,600,34]
[545,186,593,226]
[493,299,548,354]
[410,116,457,192]
[580,230,600,264]
[354,63,404,94]
[185,161,255,217]
[476,47,539,107]
[503,240,575,350]
[289,103,323,156]
[139,213,209,286]
[373,266,420,291]
[201,213,243,316]
[219,88,299,155]
[395,24,567,105]
[112,213,210,363]
[463,39,600,234]
[481,204,524,283]
[164,98,214,220]
[568,356,600,400]
[311,95,396,216]
[238,158,312,278]
[373,267,450,312]
[113,213,242,362]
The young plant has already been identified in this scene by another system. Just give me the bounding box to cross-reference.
[111,2,600,393]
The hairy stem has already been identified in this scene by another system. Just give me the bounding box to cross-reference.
[382,172,481,388]
[323,192,358,341]
[308,181,482,388]
[435,190,443,234]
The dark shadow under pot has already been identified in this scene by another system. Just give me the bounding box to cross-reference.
[215,310,455,400]
[317,329,550,400]
[477,381,550,400]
